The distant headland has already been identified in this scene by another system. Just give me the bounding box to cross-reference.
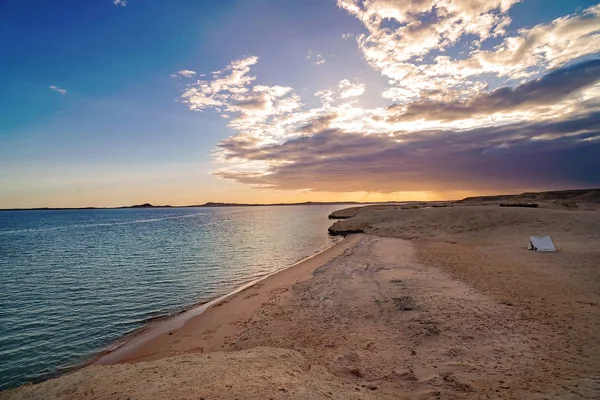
[0,201,387,212]
[1,188,598,211]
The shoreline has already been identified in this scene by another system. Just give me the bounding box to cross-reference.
[94,235,349,365]
[19,235,346,387]
[4,203,600,399]
[85,204,600,396]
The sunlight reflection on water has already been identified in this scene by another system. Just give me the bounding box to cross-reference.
[0,205,342,389]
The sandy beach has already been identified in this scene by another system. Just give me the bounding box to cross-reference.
[3,200,600,399]
[5,0,600,396]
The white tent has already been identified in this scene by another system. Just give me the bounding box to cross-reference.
[528,236,556,252]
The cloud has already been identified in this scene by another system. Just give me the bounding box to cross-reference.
[215,112,600,192]
[459,4,600,78]
[232,94,270,111]
[174,4,600,196]
[49,85,67,95]
[387,59,600,123]
[180,56,259,111]
[341,33,354,39]
[177,70,196,78]
[315,89,335,108]
[338,79,365,99]
[338,1,600,104]
[338,0,519,64]
[179,57,306,150]
[207,58,600,193]
[295,114,339,135]
[113,0,127,6]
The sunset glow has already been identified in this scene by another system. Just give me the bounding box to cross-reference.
[1,0,599,208]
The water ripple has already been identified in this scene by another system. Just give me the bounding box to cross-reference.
[0,206,341,390]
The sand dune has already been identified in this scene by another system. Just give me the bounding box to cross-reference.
[2,347,385,400]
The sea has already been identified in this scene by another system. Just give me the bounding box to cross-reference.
[0,205,343,390]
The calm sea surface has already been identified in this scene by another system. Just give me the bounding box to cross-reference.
[0,205,342,390]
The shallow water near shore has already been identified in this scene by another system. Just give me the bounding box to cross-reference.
[0,205,342,390]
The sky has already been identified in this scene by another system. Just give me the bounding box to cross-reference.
[1,0,599,208]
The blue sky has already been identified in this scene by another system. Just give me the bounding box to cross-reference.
[1,0,599,207]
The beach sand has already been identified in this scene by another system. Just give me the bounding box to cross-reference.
[3,203,600,399]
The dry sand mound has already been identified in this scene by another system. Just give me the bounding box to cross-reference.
[0,347,384,400]
[328,203,600,239]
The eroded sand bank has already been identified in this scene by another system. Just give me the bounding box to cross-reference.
[3,205,600,399]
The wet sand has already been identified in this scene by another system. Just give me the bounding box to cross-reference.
[94,234,360,365]
[3,204,600,399]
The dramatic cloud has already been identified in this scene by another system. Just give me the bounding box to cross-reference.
[49,85,67,95]
[387,59,600,123]
[458,4,600,78]
[210,58,600,192]
[175,1,600,195]
[215,112,600,192]
[339,1,600,104]
[338,0,518,64]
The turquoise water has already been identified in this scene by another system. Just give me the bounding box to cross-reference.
[0,205,341,390]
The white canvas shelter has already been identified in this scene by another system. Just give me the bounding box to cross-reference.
[528,236,556,252]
